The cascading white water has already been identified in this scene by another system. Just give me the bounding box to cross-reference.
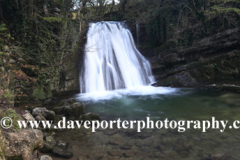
[80,21,155,93]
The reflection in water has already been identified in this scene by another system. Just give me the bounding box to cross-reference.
[52,88,240,160]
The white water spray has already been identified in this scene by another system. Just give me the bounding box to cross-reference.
[80,21,155,93]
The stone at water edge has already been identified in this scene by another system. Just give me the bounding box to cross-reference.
[35,114,47,122]
[59,98,77,105]
[41,141,54,153]
[44,99,55,105]
[52,142,73,158]
[39,155,53,160]
[32,107,55,121]
[79,112,100,121]
[45,136,56,146]
[53,102,85,117]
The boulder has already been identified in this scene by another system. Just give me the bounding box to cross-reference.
[40,141,54,153]
[54,102,85,117]
[22,112,35,122]
[39,155,53,160]
[44,99,54,105]
[35,114,47,122]
[52,142,73,158]
[32,107,55,121]
[59,98,77,105]
[79,112,100,121]
[45,136,56,146]
[4,129,43,160]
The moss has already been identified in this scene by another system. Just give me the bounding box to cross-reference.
[1,109,23,130]
[4,89,15,104]
[32,87,46,100]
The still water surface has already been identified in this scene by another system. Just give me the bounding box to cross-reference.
[52,87,240,160]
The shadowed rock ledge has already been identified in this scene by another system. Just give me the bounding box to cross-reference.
[148,28,240,88]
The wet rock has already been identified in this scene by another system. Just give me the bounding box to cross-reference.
[158,71,198,87]
[4,129,43,160]
[45,136,56,146]
[107,150,123,156]
[79,112,100,121]
[35,114,47,121]
[43,132,52,138]
[41,141,54,153]
[32,107,55,121]
[222,84,240,92]
[44,99,54,105]
[39,155,53,160]
[54,102,85,117]
[22,112,35,122]
[52,142,73,158]
[59,98,77,105]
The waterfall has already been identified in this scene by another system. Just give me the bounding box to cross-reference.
[136,21,139,48]
[80,21,155,93]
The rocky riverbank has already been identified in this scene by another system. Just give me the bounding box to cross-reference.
[0,98,99,160]
[147,28,240,90]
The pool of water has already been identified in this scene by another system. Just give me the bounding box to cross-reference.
[53,87,240,160]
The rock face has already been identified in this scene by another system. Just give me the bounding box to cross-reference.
[147,28,240,88]
[53,99,85,117]
[32,107,55,121]
[4,129,44,160]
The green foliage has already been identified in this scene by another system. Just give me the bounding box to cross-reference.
[0,23,7,32]
[46,91,53,98]
[4,89,15,103]
[0,109,23,130]
[32,87,46,100]
[210,6,240,16]
[43,17,63,23]
[0,0,80,100]
[0,23,8,49]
